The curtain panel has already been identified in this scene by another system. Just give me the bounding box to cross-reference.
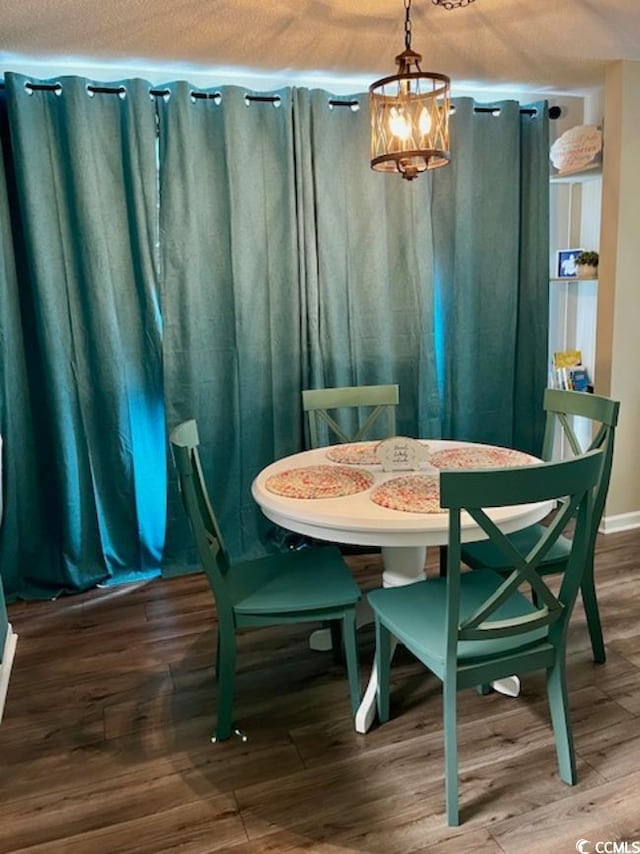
[431,98,549,453]
[0,74,165,598]
[0,90,48,598]
[0,73,549,598]
[293,89,441,444]
[158,84,303,565]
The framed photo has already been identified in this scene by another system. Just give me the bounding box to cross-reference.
[556,248,583,279]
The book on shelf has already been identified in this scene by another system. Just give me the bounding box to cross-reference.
[553,349,582,369]
[551,350,592,392]
[570,367,590,392]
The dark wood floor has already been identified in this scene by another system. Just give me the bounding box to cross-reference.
[2,529,640,854]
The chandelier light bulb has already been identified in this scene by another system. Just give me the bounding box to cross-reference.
[389,108,412,141]
[419,107,432,137]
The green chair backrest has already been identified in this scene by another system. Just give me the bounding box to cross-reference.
[170,420,233,614]
[301,384,399,448]
[440,450,602,652]
[541,389,620,547]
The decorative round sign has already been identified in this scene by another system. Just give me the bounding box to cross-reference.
[376,436,430,471]
[550,125,602,175]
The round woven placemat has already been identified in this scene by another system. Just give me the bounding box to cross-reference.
[265,465,374,499]
[430,447,532,470]
[370,475,442,513]
[325,443,380,465]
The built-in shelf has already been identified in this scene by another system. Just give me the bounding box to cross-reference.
[550,277,598,283]
[548,143,601,462]
[550,164,602,184]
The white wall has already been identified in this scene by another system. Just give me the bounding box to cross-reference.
[596,61,640,530]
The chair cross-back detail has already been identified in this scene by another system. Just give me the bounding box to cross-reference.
[461,388,620,663]
[170,419,362,742]
[302,384,399,448]
[368,450,602,826]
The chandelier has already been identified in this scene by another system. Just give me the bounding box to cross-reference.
[370,0,454,180]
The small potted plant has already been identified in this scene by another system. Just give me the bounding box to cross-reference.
[576,250,599,278]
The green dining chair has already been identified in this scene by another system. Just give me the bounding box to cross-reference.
[170,419,362,742]
[302,384,399,449]
[460,389,620,663]
[301,383,400,561]
[368,449,602,826]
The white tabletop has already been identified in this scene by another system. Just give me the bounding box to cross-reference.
[251,439,553,549]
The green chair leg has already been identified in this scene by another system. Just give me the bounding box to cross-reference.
[443,678,460,826]
[580,570,606,664]
[330,620,344,665]
[214,633,237,742]
[342,610,361,716]
[439,545,448,578]
[375,618,391,723]
[546,662,577,785]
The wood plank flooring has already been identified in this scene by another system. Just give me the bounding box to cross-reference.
[1,529,640,853]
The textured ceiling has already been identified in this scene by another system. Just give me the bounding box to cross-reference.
[1,0,640,95]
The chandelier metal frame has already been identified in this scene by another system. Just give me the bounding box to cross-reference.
[369,0,452,180]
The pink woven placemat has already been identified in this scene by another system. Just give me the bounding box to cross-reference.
[325,442,380,465]
[265,465,374,499]
[370,475,442,514]
[430,447,532,470]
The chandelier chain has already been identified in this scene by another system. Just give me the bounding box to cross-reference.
[404,0,412,51]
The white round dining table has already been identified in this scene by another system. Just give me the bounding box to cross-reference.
[251,439,553,734]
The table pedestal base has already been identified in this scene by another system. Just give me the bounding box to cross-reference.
[310,544,521,730]
[355,545,426,733]
[353,545,521,733]
[309,597,373,651]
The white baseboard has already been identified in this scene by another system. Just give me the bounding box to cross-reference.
[600,510,640,535]
[0,622,18,725]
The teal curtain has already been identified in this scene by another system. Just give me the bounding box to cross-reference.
[0,76,550,597]
[513,104,551,453]
[431,99,549,453]
[0,74,164,598]
[158,84,302,565]
[0,93,50,598]
[293,89,441,443]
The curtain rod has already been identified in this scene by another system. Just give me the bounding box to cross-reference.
[0,80,560,116]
